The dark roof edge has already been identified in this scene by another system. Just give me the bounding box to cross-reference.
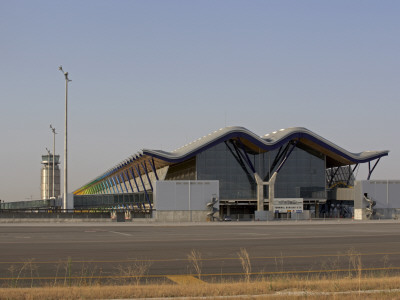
[143,126,389,164]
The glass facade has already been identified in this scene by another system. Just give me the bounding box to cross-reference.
[74,192,152,209]
[273,147,326,199]
[1,193,153,210]
[0,199,59,209]
[196,142,326,200]
[197,143,257,199]
[326,166,355,188]
[165,157,196,180]
[41,155,60,163]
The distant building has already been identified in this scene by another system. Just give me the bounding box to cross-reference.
[41,154,60,199]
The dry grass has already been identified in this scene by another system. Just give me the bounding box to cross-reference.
[188,249,203,279]
[238,248,252,282]
[2,248,400,299]
[1,275,400,300]
[115,260,152,286]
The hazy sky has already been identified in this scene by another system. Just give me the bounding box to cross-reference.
[1,1,399,202]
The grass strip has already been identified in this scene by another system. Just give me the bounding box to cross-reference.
[1,275,400,300]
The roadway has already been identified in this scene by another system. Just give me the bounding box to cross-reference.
[1,220,400,285]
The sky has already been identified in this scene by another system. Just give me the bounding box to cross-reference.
[1,1,399,202]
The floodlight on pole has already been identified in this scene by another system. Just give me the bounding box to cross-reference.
[50,124,57,198]
[59,66,71,210]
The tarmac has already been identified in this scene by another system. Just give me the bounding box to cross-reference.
[0,217,399,225]
[1,219,400,285]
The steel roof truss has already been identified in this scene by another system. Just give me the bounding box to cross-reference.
[101,181,109,194]
[111,177,120,193]
[141,161,153,191]
[276,141,298,173]
[347,164,358,186]
[368,158,381,180]
[114,175,124,193]
[120,173,129,193]
[107,178,116,194]
[236,138,256,173]
[129,168,140,192]
[328,167,341,187]
[134,165,152,209]
[225,141,255,186]
[124,170,134,193]
[264,143,291,181]
[149,158,159,181]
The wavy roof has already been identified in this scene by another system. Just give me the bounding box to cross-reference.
[143,126,388,166]
[73,126,388,195]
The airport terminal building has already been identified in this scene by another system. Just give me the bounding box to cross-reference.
[72,126,389,221]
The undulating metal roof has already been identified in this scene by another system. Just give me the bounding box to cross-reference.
[143,126,388,165]
[73,126,389,195]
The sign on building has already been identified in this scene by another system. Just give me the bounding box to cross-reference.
[273,198,303,213]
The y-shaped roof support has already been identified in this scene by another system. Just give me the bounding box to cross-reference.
[255,141,298,215]
[367,158,381,180]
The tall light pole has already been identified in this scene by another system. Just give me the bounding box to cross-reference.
[50,124,57,198]
[46,147,51,199]
[59,66,71,210]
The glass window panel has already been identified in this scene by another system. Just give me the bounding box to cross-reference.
[197,143,326,200]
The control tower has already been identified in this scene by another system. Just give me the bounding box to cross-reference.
[41,154,60,199]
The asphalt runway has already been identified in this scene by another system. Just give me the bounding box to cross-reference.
[1,221,400,285]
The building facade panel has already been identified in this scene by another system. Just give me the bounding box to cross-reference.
[197,143,257,200]
[196,143,326,201]
[274,147,326,199]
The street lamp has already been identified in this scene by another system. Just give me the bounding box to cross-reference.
[46,147,51,199]
[59,66,71,210]
[50,124,57,198]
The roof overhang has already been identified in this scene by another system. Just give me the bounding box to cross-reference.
[74,126,389,195]
[143,127,389,167]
